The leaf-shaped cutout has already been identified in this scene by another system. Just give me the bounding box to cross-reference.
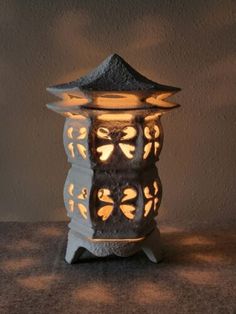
[77,127,87,139]
[144,186,152,199]
[78,188,87,200]
[153,197,159,211]
[120,126,137,140]
[77,144,86,159]
[154,142,160,155]
[154,125,160,138]
[144,200,153,217]
[144,126,152,139]
[68,183,74,196]
[78,203,87,219]
[68,199,74,213]
[67,127,73,139]
[97,127,111,140]
[153,181,158,195]
[97,144,114,161]
[143,143,152,159]
[68,143,75,158]
[120,205,136,219]
[98,189,114,204]
[97,205,113,221]
[121,188,137,202]
[118,143,135,159]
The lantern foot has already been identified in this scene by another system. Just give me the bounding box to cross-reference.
[65,231,86,264]
[65,228,162,264]
[142,228,162,263]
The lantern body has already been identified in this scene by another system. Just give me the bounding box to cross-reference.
[47,54,180,263]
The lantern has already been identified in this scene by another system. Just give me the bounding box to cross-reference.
[47,54,180,263]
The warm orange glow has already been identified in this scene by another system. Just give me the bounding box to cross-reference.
[120,126,137,140]
[68,143,75,158]
[96,126,136,161]
[89,237,144,242]
[77,127,87,139]
[143,181,159,217]
[97,205,114,221]
[118,143,135,159]
[143,142,152,159]
[68,199,74,213]
[72,283,115,304]
[121,188,137,202]
[68,183,74,196]
[97,189,114,221]
[143,124,160,159]
[98,114,133,121]
[97,144,114,161]
[120,204,136,219]
[77,143,86,159]
[78,203,87,219]
[97,187,137,220]
[98,189,114,203]
[178,270,220,285]
[144,200,152,217]
[146,92,178,108]
[17,275,60,290]
[78,188,87,200]
[144,126,152,140]
[94,93,141,108]
[67,127,73,138]
[144,186,152,199]
[97,127,111,140]
[145,113,162,121]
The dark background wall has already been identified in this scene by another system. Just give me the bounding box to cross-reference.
[0,0,235,226]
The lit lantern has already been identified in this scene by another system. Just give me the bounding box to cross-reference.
[47,54,180,263]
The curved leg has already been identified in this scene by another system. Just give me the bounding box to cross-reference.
[65,230,86,264]
[142,228,162,263]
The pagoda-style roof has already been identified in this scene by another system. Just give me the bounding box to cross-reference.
[47,54,181,112]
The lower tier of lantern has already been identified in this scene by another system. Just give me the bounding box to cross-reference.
[65,227,162,263]
[64,165,162,240]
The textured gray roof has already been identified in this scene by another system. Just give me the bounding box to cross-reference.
[47,54,180,93]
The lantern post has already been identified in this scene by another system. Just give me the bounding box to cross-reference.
[47,54,180,263]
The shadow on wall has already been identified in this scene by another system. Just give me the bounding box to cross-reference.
[0,0,235,224]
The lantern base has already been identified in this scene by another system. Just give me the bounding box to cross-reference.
[65,227,162,264]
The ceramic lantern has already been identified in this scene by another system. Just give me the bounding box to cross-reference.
[47,54,180,263]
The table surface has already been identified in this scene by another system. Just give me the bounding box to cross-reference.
[0,222,235,314]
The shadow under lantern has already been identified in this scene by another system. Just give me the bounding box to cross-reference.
[47,54,181,263]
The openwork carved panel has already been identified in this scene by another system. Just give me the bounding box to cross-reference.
[97,186,137,221]
[65,182,88,220]
[96,125,137,162]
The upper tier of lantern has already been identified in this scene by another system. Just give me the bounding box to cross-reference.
[47,54,181,113]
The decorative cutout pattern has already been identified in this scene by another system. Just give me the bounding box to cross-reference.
[66,126,87,159]
[97,187,137,221]
[143,125,160,159]
[67,183,88,219]
[143,181,159,217]
[96,126,137,161]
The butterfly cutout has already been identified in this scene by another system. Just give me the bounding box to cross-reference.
[143,125,160,159]
[96,126,137,161]
[67,183,88,219]
[66,126,87,159]
[143,181,159,217]
[97,187,137,220]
